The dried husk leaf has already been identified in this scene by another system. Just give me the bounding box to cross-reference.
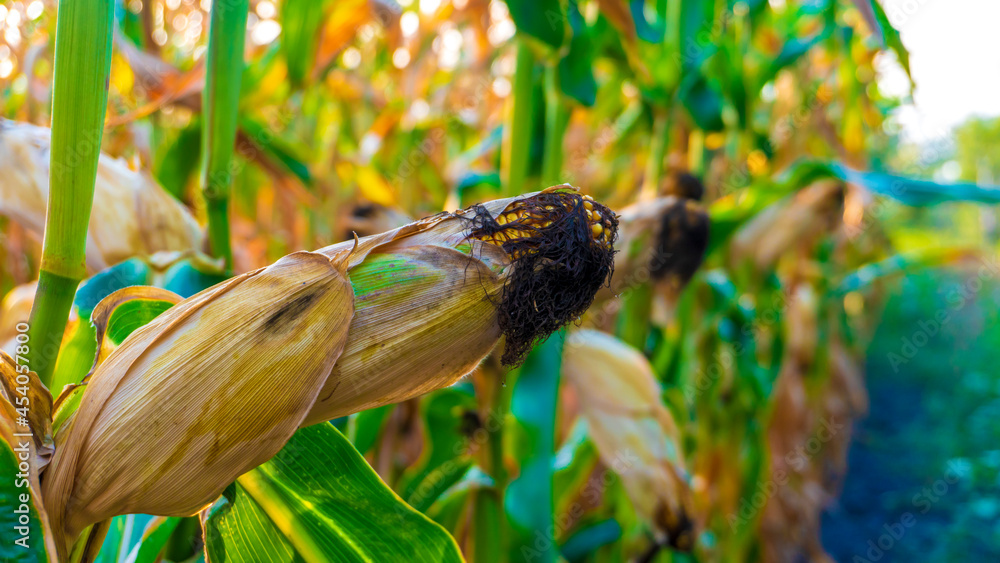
[592,196,709,326]
[0,119,202,271]
[729,179,844,270]
[0,358,59,561]
[0,351,54,468]
[42,252,354,551]
[562,329,695,549]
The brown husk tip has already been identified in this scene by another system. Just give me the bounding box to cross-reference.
[467,190,618,365]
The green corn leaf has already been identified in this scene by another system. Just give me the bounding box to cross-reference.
[0,433,54,562]
[678,73,726,132]
[426,466,492,531]
[503,0,568,50]
[830,162,1000,206]
[155,118,202,201]
[49,259,152,394]
[865,0,912,80]
[629,0,663,42]
[92,516,182,563]
[678,0,719,73]
[91,514,156,563]
[757,23,834,92]
[102,300,175,348]
[553,423,599,517]
[559,519,622,562]
[835,248,979,295]
[281,0,327,88]
[505,332,566,563]
[239,116,314,186]
[160,259,230,298]
[345,404,394,455]
[398,388,477,512]
[557,2,597,107]
[202,422,465,563]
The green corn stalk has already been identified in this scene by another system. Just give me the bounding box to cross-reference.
[505,332,565,563]
[25,0,114,387]
[541,65,569,186]
[640,109,673,201]
[202,0,250,272]
[501,41,537,197]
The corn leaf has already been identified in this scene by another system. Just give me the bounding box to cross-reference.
[92,516,181,563]
[160,259,229,298]
[678,74,726,132]
[505,332,566,563]
[558,2,598,107]
[90,514,156,563]
[50,259,152,394]
[398,387,477,512]
[345,405,393,455]
[559,519,622,561]
[864,0,912,80]
[829,162,1000,206]
[89,286,183,365]
[154,119,202,201]
[834,248,980,295]
[503,0,568,50]
[280,0,326,88]
[0,439,54,562]
[202,422,465,563]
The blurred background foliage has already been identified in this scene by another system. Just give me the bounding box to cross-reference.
[1,0,999,561]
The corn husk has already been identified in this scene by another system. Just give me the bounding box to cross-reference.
[593,196,709,326]
[729,180,844,270]
[562,329,695,549]
[42,252,355,549]
[42,187,617,551]
[0,119,202,271]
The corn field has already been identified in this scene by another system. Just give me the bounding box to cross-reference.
[0,0,998,562]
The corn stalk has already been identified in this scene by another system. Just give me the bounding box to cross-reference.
[25,0,114,387]
[501,41,537,197]
[201,0,250,272]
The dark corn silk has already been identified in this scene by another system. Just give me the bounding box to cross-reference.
[468,191,618,365]
[650,173,710,293]
[649,199,710,291]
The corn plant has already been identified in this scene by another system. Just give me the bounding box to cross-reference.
[1,0,997,562]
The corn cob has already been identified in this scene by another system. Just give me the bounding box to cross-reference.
[41,187,618,551]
